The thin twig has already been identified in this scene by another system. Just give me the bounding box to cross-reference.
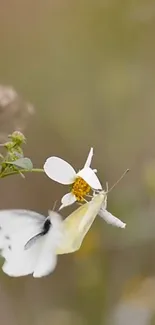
[0,168,44,178]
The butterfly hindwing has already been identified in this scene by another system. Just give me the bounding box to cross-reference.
[0,210,64,277]
[0,210,46,277]
[33,212,63,278]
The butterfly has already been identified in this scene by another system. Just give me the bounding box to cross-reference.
[56,192,106,254]
[0,209,63,278]
[0,193,105,278]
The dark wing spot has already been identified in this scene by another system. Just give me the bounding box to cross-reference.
[24,218,52,250]
[5,235,10,240]
[25,233,42,250]
[43,218,51,235]
[8,245,11,250]
[0,226,2,230]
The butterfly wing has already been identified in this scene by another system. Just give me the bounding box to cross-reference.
[2,239,43,277]
[33,247,57,278]
[33,212,63,278]
[56,192,105,254]
[0,209,46,277]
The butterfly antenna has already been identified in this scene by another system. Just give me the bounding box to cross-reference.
[107,169,129,194]
[106,181,109,192]
[53,200,58,211]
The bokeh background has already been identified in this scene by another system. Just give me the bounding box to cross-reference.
[0,0,155,324]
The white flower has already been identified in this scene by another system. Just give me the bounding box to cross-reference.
[44,148,102,209]
[44,147,126,229]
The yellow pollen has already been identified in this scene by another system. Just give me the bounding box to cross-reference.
[71,177,91,201]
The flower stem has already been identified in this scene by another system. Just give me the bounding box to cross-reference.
[0,168,44,178]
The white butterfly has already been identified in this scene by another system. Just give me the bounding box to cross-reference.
[0,210,63,278]
[0,190,126,278]
[0,194,106,277]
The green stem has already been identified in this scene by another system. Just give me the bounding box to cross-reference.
[0,168,44,178]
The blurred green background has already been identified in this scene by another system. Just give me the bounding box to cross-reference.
[1,0,155,324]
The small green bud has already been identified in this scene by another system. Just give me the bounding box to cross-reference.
[4,141,15,150]
[9,131,26,145]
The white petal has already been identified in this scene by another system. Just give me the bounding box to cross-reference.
[99,208,126,228]
[44,157,76,184]
[78,167,102,190]
[59,192,77,210]
[84,147,93,168]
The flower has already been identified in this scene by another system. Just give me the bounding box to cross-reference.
[44,148,102,209]
[44,147,126,229]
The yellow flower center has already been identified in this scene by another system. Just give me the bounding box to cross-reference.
[71,177,91,201]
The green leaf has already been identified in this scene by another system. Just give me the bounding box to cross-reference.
[8,158,33,170]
